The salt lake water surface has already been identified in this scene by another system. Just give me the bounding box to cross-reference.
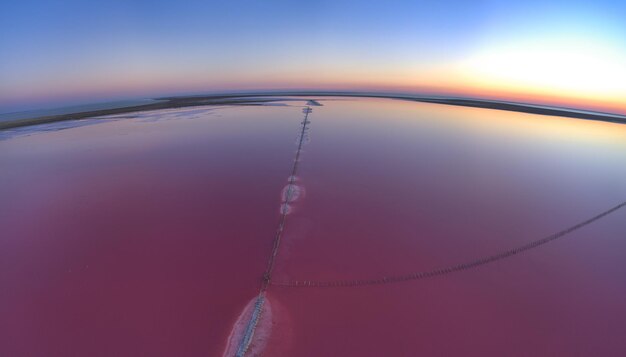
[1,98,626,356]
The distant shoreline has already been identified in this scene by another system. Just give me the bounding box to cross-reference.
[2,91,625,130]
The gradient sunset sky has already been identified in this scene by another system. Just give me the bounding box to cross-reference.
[1,0,625,114]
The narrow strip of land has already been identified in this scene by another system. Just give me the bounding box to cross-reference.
[234,295,266,357]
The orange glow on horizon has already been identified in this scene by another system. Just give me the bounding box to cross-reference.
[3,70,625,116]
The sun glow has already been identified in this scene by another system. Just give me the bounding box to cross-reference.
[459,38,626,103]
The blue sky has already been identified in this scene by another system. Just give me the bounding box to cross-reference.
[1,0,625,113]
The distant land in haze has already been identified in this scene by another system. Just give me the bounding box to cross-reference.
[1,91,625,131]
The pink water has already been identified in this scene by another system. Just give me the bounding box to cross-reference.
[1,98,626,356]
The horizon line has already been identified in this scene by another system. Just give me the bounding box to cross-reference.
[1,90,625,131]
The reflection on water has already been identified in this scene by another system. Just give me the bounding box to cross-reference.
[1,98,625,356]
[99,105,219,122]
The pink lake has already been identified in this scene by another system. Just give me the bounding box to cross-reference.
[1,97,626,356]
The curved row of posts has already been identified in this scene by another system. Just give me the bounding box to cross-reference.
[231,102,625,356]
[271,201,626,288]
